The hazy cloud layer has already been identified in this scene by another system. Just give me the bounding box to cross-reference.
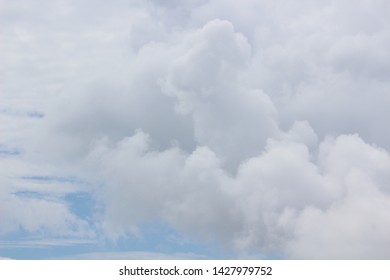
[1,0,390,259]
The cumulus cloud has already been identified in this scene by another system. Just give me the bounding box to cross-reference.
[1,0,390,259]
[160,19,280,169]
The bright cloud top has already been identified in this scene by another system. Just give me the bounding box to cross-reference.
[1,0,390,259]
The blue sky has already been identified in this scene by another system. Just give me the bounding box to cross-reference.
[1,0,390,260]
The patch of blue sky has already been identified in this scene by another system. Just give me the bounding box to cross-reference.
[12,190,52,200]
[65,191,98,220]
[0,108,44,118]
[20,175,87,185]
[0,144,21,156]
[14,188,98,222]
[26,110,44,118]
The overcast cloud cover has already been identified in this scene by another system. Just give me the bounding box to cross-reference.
[1,0,390,259]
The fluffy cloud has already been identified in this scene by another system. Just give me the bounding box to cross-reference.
[234,134,390,258]
[160,19,280,169]
[2,0,390,259]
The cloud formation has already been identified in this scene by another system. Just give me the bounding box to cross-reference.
[1,0,390,259]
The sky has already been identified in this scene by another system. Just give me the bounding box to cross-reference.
[1,0,390,260]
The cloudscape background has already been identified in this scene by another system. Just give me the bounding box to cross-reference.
[1,0,390,259]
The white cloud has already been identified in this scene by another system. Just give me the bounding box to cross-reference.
[288,194,390,259]
[234,134,390,258]
[2,0,390,259]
